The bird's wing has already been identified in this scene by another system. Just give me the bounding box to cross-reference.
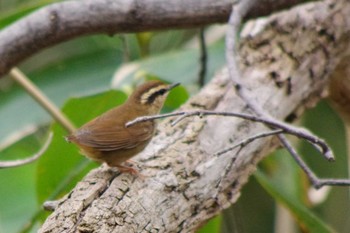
[71,121,155,151]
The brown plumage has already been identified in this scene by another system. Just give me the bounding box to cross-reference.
[66,80,179,174]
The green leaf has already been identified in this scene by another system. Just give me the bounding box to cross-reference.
[164,84,189,111]
[0,36,122,143]
[0,132,43,233]
[0,127,43,160]
[197,215,221,233]
[299,100,349,231]
[111,40,225,87]
[0,0,62,29]
[255,165,335,233]
[36,90,127,203]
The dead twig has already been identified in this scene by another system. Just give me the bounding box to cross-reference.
[0,132,53,168]
[225,0,350,189]
[10,68,75,133]
[198,27,207,87]
[215,129,283,156]
[127,0,350,190]
[126,110,333,162]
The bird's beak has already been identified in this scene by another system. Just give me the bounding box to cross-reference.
[167,82,180,91]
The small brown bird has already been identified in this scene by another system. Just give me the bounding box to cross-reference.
[66,80,179,174]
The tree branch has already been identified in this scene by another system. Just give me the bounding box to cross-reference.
[127,110,333,161]
[0,132,52,168]
[40,0,350,231]
[225,0,350,189]
[0,0,313,77]
[9,68,76,133]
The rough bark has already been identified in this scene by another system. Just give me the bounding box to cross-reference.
[0,0,313,77]
[40,0,350,232]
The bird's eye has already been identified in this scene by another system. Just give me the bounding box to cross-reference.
[158,89,166,95]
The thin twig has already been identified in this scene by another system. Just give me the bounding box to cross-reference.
[225,1,350,188]
[213,126,282,200]
[226,0,267,116]
[214,152,238,197]
[126,112,183,127]
[0,125,37,150]
[126,110,333,161]
[215,129,283,156]
[198,27,207,87]
[279,135,350,189]
[171,112,194,126]
[119,34,131,62]
[0,132,52,168]
[9,67,76,133]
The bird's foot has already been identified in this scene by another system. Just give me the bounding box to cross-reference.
[116,164,139,175]
[111,164,146,179]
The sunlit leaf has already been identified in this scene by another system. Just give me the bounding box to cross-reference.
[111,40,225,88]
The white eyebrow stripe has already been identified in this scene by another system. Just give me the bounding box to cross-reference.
[140,85,167,104]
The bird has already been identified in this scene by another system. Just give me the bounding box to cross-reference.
[66,80,180,175]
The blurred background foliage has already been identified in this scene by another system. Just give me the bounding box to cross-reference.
[0,1,349,233]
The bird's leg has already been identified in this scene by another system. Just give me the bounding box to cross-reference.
[105,161,146,178]
[125,159,140,167]
[115,164,140,176]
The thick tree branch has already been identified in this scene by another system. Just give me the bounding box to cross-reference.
[225,0,350,188]
[40,0,350,232]
[0,0,313,77]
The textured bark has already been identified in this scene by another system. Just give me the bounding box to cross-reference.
[0,0,313,77]
[40,0,350,232]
